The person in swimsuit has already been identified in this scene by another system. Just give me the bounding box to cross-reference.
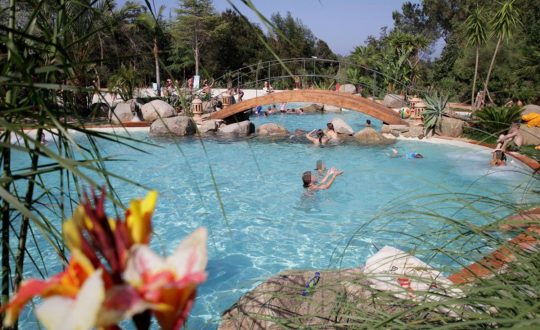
[306,129,329,145]
[406,152,424,159]
[302,167,343,191]
[491,149,507,166]
[326,122,339,142]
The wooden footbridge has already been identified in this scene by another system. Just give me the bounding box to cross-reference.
[208,90,408,125]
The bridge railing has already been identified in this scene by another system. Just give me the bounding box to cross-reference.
[210,57,428,99]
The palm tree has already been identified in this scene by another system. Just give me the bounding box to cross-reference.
[138,5,166,97]
[482,0,521,106]
[464,7,488,110]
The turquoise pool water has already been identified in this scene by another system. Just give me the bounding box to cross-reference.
[14,110,536,329]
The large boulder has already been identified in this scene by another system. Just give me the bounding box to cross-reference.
[217,120,255,136]
[198,119,224,134]
[303,103,324,113]
[256,123,289,136]
[383,94,406,108]
[149,116,196,137]
[381,125,409,133]
[521,104,540,116]
[141,100,175,122]
[110,103,133,124]
[339,83,357,94]
[219,268,431,330]
[126,99,144,121]
[437,117,464,137]
[520,124,540,146]
[331,118,354,135]
[354,127,395,145]
[402,125,425,138]
[323,105,341,112]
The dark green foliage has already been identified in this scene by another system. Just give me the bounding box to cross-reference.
[473,106,522,134]
[422,92,449,134]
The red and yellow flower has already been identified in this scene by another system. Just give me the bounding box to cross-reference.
[1,189,207,330]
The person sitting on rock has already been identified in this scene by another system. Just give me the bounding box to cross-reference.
[302,167,343,191]
[306,129,329,146]
[496,123,523,151]
[491,149,507,166]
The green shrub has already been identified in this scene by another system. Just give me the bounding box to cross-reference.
[422,92,449,135]
[474,106,522,135]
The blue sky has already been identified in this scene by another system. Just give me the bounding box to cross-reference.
[131,0,420,56]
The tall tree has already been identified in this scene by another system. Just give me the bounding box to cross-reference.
[138,5,166,96]
[268,12,316,59]
[464,7,488,109]
[482,0,520,104]
[174,0,217,78]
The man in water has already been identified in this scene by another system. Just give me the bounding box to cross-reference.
[406,152,424,159]
[306,129,329,145]
[302,167,343,191]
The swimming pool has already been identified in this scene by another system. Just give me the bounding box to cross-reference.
[15,110,537,328]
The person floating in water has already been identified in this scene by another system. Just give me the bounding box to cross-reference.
[389,148,400,158]
[406,152,424,159]
[306,129,329,145]
[302,167,343,191]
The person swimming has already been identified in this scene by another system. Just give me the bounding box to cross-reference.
[406,152,424,159]
[306,129,329,145]
[302,167,343,191]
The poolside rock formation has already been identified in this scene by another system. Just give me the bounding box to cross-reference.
[198,119,225,134]
[217,120,255,136]
[339,83,357,94]
[521,104,540,116]
[354,127,395,145]
[383,94,406,108]
[149,116,196,136]
[438,117,464,138]
[110,103,134,123]
[302,103,324,113]
[323,105,341,112]
[330,118,354,135]
[520,125,540,145]
[256,123,289,136]
[141,100,175,122]
[381,124,424,138]
[219,268,416,329]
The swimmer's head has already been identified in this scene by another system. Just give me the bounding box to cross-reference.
[316,129,324,138]
[302,171,312,187]
[327,122,335,131]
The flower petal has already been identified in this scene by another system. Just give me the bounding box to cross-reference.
[167,228,208,278]
[36,269,105,330]
[123,244,167,285]
[126,191,157,244]
[2,280,49,327]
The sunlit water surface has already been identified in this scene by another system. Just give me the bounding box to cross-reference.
[14,109,536,329]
